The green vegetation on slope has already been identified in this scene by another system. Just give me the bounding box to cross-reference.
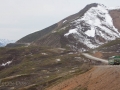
[0,46,92,90]
[96,39,120,49]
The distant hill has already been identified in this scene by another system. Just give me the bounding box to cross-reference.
[0,39,16,47]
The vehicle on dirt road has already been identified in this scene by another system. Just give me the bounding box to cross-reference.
[108,56,120,65]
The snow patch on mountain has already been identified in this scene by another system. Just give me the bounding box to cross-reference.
[0,61,12,67]
[64,4,120,49]
[85,29,95,37]
[63,20,67,23]
[108,7,120,10]
[64,29,78,36]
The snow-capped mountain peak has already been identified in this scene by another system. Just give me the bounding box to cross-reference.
[64,4,120,49]
[0,39,16,47]
[17,3,120,52]
[82,4,119,37]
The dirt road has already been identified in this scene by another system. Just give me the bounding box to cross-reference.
[82,53,108,64]
[47,65,120,90]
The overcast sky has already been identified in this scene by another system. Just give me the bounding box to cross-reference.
[0,0,119,40]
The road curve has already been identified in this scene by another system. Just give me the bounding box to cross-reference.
[82,53,108,64]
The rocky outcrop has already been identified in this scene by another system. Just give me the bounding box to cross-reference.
[109,10,120,32]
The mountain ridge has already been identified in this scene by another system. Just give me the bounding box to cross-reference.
[16,3,99,44]
[16,3,120,51]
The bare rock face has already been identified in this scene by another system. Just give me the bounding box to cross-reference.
[109,10,120,32]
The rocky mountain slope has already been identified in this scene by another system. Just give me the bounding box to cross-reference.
[47,66,120,90]
[0,39,119,90]
[91,38,120,59]
[16,3,120,51]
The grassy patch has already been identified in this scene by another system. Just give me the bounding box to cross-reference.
[0,74,31,82]
[18,84,38,90]
[0,46,92,90]
[96,39,120,50]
